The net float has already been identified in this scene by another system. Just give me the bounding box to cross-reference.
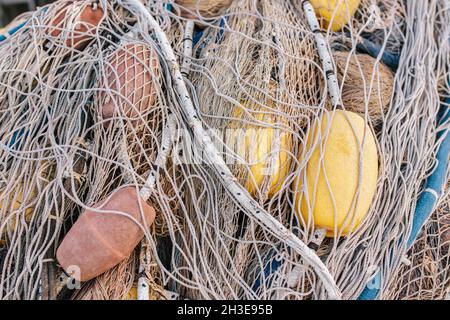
[0,186,35,240]
[56,186,156,282]
[175,0,232,21]
[46,1,104,50]
[309,0,361,32]
[227,105,292,199]
[293,110,378,237]
[56,115,177,283]
[98,42,159,126]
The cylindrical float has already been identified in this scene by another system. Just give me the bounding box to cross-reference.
[56,187,156,282]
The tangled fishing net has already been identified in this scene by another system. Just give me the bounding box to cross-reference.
[0,0,448,300]
[387,183,450,300]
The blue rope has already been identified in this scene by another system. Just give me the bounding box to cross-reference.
[407,104,450,247]
[0,20,28,42]
[356,37,400,71]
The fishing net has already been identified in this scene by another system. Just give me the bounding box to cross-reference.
[0,0,448,300]
[169,0,448,300]
[386,183,450,300]
[0,0,178,299]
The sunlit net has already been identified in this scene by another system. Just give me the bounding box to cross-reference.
[0,0,448,300]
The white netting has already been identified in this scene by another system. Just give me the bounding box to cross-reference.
[0,0,448,300]
[386,183,450,300]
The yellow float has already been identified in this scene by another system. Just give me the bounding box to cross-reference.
[175,0,233,20]
[126,286,162,300]
[227,106,292,198]
[294,110,378,237]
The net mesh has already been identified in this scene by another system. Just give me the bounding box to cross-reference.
[386,183,450,300]
[0,0,448,300]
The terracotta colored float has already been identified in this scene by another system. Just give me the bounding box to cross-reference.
[56,187,155,282]
[57,32,161,283]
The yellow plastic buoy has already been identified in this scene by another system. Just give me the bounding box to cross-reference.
[310,0,361,32]
[228,106,292,198]
[294,110,378,237]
